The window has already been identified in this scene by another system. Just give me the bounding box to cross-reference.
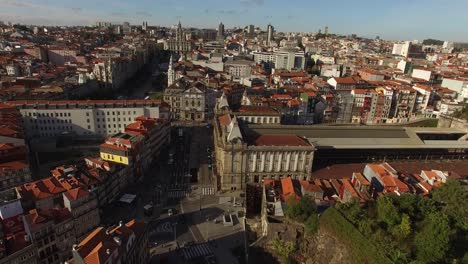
[87,125,91,129]
[133,111,136,114]
[87,119,90,123]
[112,112,115,115]
[68,113,71,117]
[86,112,89,116]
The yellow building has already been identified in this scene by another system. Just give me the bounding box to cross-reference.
[99,133,144,165]
[99,145,130,165]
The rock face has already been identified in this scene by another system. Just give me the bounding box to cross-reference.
[252,221,352,264]
[301,229,351,264]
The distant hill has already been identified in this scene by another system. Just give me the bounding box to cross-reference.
[422,39,444,45]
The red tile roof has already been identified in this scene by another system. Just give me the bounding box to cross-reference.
[254,134,311,147]
[300,181,323,193]
[64,187,90,201]
[0,161,28,172]
[341,179,361,199]
[237,106,279,115]
[280,177,301,202]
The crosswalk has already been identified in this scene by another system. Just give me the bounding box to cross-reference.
[181,243,213,260]
[202,187,215,196]
[167,190,190,198]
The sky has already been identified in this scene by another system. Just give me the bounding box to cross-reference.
[0,0,467,42]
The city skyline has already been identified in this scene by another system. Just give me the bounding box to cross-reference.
[0,0,467,42]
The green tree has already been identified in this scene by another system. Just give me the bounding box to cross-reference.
[272,239,296,264]
[357,217,377,237]
[337,198,365,225]
[392,194,418,218]
[432,179,468,230]
[377,196,401,228]
[305,214,319,234]
[414,212,451,263]
[285,196,316,222]
[391,213,412,241]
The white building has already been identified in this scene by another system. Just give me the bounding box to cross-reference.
[253,48,305,71]
[441,78,468,101]
[392,41,411,57]
[6,100,169,138]
[411,68,433,82]
[225,60,254,78]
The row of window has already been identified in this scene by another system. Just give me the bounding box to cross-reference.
[93,117,134,123]
[27,112,71,117]
[93,110,137,116]
[30,119,72,124]
[239,116,279,123]
[26,110,138,118]
[37,126,72,131]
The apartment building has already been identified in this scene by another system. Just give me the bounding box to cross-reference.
[225,60,254,78]
[0,189,38,264]
[70,220,148,264]
[0,161,31,191]
[253,48,306,70]
[63,187,100,241]
[6,100,170,138]
[22,208,75,264]
[124,116,171,172]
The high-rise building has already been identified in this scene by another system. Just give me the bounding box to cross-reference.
[142,21,148,31]
[247,24,255,36]
[267,24,274,46]
[122,22,131,35]
[324,25,329,35]
[217,22,225,39]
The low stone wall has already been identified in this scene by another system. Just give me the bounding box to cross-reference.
[438,114,468,131]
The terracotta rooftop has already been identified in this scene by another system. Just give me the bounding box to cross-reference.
[253,134,311,147]
[300,180,323,193]
[237,106,279,115]
[75,219,146,264]
[0,161,28,172]
[64,187,90,201]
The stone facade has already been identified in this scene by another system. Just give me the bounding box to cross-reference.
[214,112,315,191]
